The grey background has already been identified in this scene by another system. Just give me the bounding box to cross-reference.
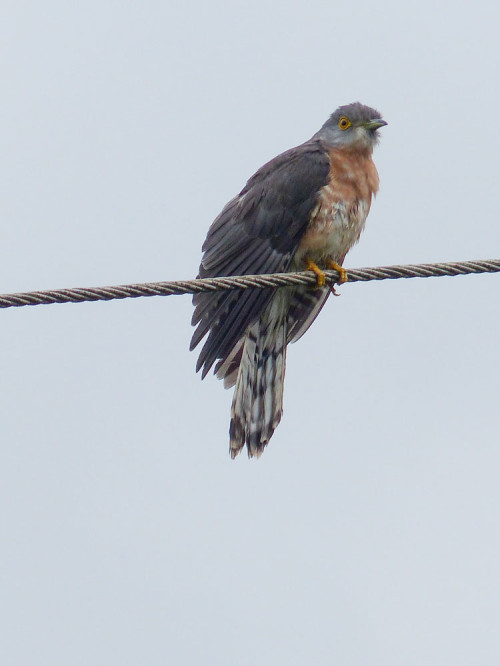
[1,1,499,664]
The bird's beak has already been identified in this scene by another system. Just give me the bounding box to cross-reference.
[363,119,388,130]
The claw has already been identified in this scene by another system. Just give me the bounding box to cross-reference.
[306,259,326,288]
[328,261,348,284]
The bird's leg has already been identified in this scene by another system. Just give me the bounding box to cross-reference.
[328,260,348,284]
[306,258,326,288]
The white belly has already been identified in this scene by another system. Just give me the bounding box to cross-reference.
[294,198,370,268]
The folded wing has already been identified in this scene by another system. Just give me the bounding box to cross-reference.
[191,140,331,379]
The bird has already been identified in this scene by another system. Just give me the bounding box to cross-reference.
[190,102,386,458]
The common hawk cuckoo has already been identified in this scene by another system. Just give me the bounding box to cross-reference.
[191,102,387,458]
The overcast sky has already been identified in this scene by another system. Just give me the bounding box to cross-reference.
[1,2,499,664]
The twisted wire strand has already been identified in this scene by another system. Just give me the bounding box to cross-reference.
[0,258,498,310]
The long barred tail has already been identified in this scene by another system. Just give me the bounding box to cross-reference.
[228,290,289,458]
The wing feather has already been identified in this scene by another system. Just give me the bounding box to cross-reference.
[286,288,332,344]
[191,140,331,378]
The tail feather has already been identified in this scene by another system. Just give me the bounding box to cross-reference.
[215,339,244,388]
[229,292,288,458]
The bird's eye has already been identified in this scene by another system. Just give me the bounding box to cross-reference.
[338,116,351,130]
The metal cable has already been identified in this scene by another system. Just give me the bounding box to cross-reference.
[0,258,498,310]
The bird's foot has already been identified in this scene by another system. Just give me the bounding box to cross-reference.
[306,259,326,288]
[328,261,348,284]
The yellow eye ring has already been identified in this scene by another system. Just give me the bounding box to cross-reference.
[338,116,351,130]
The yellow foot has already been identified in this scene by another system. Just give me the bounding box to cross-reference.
[306,259,326,288]
[328,261,348,284]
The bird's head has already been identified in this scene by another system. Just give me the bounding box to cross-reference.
[315,102,387,151]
